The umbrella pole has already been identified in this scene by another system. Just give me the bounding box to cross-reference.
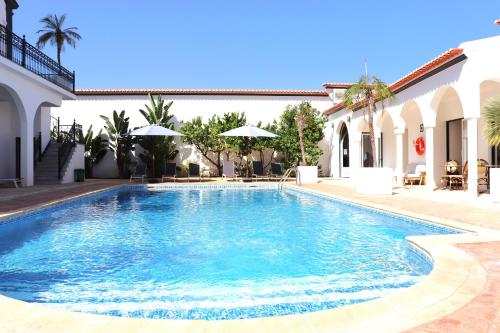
[246,137,250,178]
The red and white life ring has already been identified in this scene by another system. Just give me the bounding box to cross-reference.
[415,136,425,156]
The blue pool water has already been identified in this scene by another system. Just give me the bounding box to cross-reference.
[0,186,459,320]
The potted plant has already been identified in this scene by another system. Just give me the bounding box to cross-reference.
[343,75,395,194]
[484,97,500,202]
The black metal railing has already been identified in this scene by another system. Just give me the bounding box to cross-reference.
[51,116,61,141]
[0,24,75,92]
[57,120,82,179]
[34,132,42,166]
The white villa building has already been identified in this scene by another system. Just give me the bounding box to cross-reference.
[324,36,500,197]
[0,0,81,187]
[0,0,499,197]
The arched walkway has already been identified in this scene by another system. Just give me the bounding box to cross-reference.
[399,101,425,175]
[431,86,465,186]
[376,111,396,169]
[0,85,23,180]
[480,80,500,166]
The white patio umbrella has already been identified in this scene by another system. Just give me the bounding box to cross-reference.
[128,124,183,177]
[219,125,278,138]
[220,125,278,177]
[128,124,183,137]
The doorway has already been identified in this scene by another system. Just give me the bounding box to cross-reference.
[361,132,374,167]
[339,123,350,177]
[446,118,465,166]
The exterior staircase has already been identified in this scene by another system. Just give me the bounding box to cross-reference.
[34,120,82,185]
[35,142,61,185]
[34,141,76,185]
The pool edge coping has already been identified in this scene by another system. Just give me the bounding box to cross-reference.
[0,182,497,332]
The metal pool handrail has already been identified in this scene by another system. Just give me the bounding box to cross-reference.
[278,167,295,191]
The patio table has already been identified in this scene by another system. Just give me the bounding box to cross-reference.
[440,164,464,190]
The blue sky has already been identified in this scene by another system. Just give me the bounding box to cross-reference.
[14,1,500,90]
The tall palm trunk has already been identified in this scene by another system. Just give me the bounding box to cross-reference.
[297,115,307,165]
[367,99,378,168]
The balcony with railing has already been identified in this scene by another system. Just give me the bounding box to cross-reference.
[0,24,75,92]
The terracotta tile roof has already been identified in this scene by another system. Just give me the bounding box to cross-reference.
[75,88,329,97]
[322,83,352,89]
[322,48,465,115]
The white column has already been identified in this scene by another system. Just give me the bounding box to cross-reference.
[396,132,404,185]
[353,138,361,169]
[330,127,339,178]
[20,118,34,186]
[466,117,478,197]
[374,129,381,168]
[425,126,435,190]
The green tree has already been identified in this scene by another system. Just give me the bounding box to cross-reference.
[275,102,326,168]
[78,125,108,178]
[100,110,134,178]
[180,112,246,176]
[483,96,500,147]
[36,14,81,66]
[137,94,179,177]
[343,75,394,167]
[253,121,279,169]
[219,112,247,160]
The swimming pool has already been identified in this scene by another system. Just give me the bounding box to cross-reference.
[0,185,460,320]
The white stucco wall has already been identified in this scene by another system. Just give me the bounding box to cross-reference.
[40,107,51,151]
[33,106,52,152]
[0,100,19,178]
[61,143,85,184]
[0,0,6,27]
[380,117,396,169]
[52,93,333,177]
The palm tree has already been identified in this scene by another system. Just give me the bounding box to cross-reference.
[343,75,394,167]
[36,14,81,66]
[100,110,134,178]
[138,94,179,177]
[78,125,108,178]
[296,105,308,166]
[483,96,500,147]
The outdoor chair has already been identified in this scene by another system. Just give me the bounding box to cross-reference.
[402,164,426,186]
[222,160,237,181]
[441,160,462,189]
[462,159,489,193]
[0,178,23,188]
[188,163,201,182]
[130,164,147,183]
[252,161,269,181]
[161,162,177,182]
[270,162,283,181]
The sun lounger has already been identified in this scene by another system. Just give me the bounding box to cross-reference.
[252,161,269,181]
[0,178,23,188]
[403,164,426,186]
[161,162,177,182]
[269,162,283,181]
[222,160,237,181]
[130,164,147,183]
